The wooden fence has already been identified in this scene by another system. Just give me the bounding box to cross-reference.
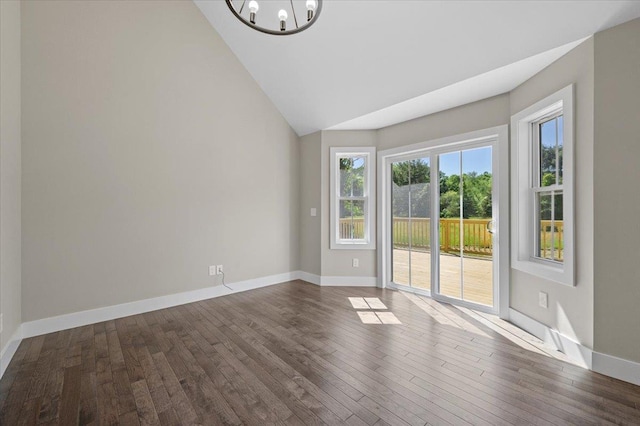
[392,218,493,256]
[539,219,564,261]
[340,217,564,259]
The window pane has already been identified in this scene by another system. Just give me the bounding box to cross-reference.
[339,156,365,197]
[439,151,462,300]
[392,161,412,286]
[410,158,431,290]
[558,116,564,185]
[540,118,557,187]
[461,146,494,307]
[537,192,552,260]
[553,192,564,261]
[339,200,365,240]
[536,190,563,263]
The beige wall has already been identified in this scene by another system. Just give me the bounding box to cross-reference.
[13,0,640,372]
[313,97,510,280]
[509,38,595,348]
[21,0,299,322]
[594,18,640,363]
[0,0,22,353]
[299,132,321,275]
[378,94,510,151]
[320,130,378,277]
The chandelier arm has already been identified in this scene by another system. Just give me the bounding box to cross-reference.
[238,0,246,15]
[290,0,299,29]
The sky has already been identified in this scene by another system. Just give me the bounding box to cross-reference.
[438,146,492,177]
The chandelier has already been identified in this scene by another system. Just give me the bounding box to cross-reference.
[225,0,322,36]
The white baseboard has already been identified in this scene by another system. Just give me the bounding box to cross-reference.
[298,272,377,287]
[508,308,593,369]
[507,309,640,385]
[6,280,640,388]
[21,271,298,339]
[0,326,23,380]
[593,351,640,386]
[297,271,321,285]
[2,270,378,380]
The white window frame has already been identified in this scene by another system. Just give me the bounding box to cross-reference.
[511,84,575,286]
[330,147,376,250]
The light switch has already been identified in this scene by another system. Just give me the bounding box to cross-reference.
[310,208,317,217]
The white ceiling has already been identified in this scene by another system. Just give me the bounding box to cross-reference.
[195,1,640,136]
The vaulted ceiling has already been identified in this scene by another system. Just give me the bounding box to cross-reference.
[195,1,640,135]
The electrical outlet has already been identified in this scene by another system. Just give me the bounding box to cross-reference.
[0,313,3,334]
[310,208,317,217]
[209,265,217,276]
[539,291,548,309]
[216,265,224,275]
[352,258,359,267]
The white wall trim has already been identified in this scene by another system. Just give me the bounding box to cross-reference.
[592,352,640,387]
[0,325,23,380]
[297,271,321,285]
[5,278,640,387]
[329,146,377,250]
[320,276,377,286]
[510,308,640,386]
[298,272,377,287]
[510,84,575,286]
[2,270,379,379]
[21,271,298,339]
[509,308,592,369]
[19,270,378,342]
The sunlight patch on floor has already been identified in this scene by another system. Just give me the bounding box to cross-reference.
[451,304,579,365]
[349,297,400,324]
[376,311,402,324]
[400,290,580,365]
[357,311,382,324]
[349,297,388,310]
[400,291,491,337]
[357,311,402,325]
[364,297,387,309]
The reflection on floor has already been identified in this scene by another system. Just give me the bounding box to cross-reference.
[349,297,401,324]
[348,297,388,310]
[357,311,402,324]
[393,248,493,306]
[401,291,580,366]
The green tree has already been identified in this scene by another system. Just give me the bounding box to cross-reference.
[339,157,365,217]
[392,159,431,218]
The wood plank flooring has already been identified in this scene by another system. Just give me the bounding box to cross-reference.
[1,281,639,425]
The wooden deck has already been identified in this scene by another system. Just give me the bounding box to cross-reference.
[393,249,493,306]
[1,281,639,425]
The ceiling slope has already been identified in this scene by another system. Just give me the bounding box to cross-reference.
[195,1,640,135]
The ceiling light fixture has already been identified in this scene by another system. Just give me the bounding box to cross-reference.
[225,0,322,36]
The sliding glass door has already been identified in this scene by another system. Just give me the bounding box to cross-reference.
[436,146,494,307]
[388,142,497,312]
[391,157,431,290]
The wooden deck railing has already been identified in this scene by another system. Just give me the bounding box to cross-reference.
[393,218,493,256]
[539,219,564,261]
[340,217,564,259]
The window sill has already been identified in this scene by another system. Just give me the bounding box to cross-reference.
[330,242,376,250]
[512,258,574,286]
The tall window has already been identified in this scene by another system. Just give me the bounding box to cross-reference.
[330,147,376,249]
[534,114,564,262]
[511,85,574,285]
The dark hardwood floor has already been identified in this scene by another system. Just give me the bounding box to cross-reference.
[1,281,639,425]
